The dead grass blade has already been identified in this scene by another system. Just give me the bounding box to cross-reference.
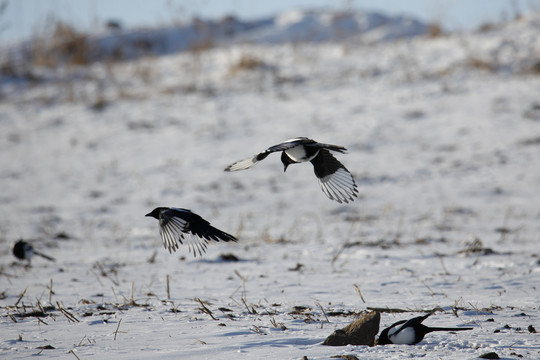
[114,318,123,340]
[56,301,79,322]
[196,298,217,320]
[49,279,53,304]
[15,287,28,307]
[241,297,257,315]
[68,349,81,360]
[316,302,330,323]
[250,325,267,335]
[353,284,366,303]
[166,274,170,299]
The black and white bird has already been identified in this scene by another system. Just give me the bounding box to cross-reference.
[377,313,473,345]
[145,207,237,257]
[12,239,55,264]
[224,137,358,203]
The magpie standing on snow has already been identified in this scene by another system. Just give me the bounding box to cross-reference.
[12,239,55,264]
[377,313,473,345]
[146,207,237,257]
[224,137,358,203]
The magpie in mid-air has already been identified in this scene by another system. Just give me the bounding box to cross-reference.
[377,313,473,345]
[12,239,55,264]
[224,137,358,203]
[146,207,237,257]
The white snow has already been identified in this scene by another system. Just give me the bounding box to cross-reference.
[1,8,540,360]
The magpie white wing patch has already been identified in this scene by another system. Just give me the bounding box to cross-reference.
[159,216,187,253]
[283,137,307,143]
[389,326,417,345]
[310,148,358,203]
[159,216,209,256]
[317,167,358,204]
[224,155,259,171]
[284,145,310,162]
[185,234,209,257]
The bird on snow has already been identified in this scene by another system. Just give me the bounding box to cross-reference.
[224,137,358,203]
[145,207,237,257]
[12,239,55,264]
[377,313,473,345]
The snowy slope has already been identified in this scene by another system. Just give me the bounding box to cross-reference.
[1,8,539,360]
[0,9,430,65]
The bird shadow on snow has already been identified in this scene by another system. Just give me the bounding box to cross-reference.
[220,333,321,348]
[195,257,260,265]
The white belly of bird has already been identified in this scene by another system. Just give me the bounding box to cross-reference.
[389,327,416,345]
[285,146,319,162]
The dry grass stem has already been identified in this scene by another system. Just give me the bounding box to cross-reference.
[316,302,330,323]
[56,301,79,322]
[49,279,53,304]
[353,284,366,303]
[196,298,217,320]
[241,298,257,315]
[114,318,123,340]
[15,287,28,307]
[68,349,81,360]
[250,325,267,335]
[166,275,171,299]
[438,255,450,275]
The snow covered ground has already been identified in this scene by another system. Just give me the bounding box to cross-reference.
[1,8,539,360]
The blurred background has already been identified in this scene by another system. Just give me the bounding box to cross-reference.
[1,0,539,44]
[1,1,540,358]
[1,0,539,239]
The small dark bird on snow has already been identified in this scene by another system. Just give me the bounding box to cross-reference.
[146,207,237,257]
[12,239,55,264]
[224,137,358,203]
[377,313,473,345]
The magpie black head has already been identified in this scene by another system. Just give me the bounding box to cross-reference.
[12,239,30,260]
[145,207,168,219]
[280,152,295,172]
[376,327,392,345]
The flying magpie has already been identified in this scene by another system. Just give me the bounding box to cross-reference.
[377,313,473,345]
[145,207,237,257]
[12,239,55,264]
[224,137,358,203]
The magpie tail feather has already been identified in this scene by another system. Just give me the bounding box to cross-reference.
[207,226,238,243]
[34,250,55,262]
[427,327,473,332]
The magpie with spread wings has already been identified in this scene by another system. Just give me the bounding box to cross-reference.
[224,137,358,204]
[146,207,237,257]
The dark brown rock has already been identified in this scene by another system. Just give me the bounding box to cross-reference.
[322,311,380,346]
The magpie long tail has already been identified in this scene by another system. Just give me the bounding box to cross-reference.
[427,327,473,333]
[34,251,56,262]
[209,226,237,243]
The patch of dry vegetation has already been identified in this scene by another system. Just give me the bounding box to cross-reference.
[32,21,90,67]
[427,23,444,38]
[228,53,267,75]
